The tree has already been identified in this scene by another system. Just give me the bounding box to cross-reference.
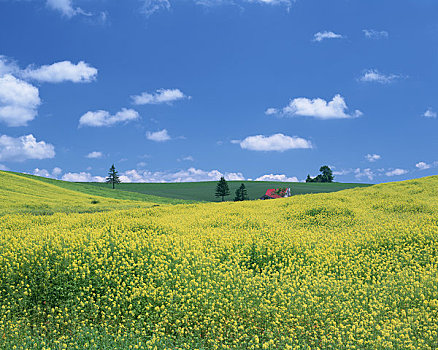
[320,165,334,183]
[215,176,230,201]
[234,183,249,201]
[306,166,334,183]
[106,164,121,189]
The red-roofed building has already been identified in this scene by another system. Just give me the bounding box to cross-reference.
[261,188,292,199]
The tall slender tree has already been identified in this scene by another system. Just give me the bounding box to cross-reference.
[215,176,230,201]
[234,183,249,201]
[106,164,121,189]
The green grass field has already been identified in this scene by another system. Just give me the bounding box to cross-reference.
[9,172,191,205]
[87,180,372,201]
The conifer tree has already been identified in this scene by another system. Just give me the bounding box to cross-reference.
[106,164,121,189]
[234,183,249,201]
[215,176,230,201]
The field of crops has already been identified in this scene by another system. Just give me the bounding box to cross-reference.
[87,180,371,202]
[0,174,437,349]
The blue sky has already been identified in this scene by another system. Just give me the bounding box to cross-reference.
[0,0,437,183]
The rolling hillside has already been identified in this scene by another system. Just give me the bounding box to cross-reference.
[1,175,437,349]
[0,171,162,215]
[8,172,191,205]
[86,180,372,201]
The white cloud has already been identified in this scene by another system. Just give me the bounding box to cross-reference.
[119,167,244,183]
[365,154,381,162]
[333,169,352,176]
[423,108,437,118]
[0,164,8,171]
[0,134,55,162]
[255,174,299,182]
[62,172,105,182]
[359,69,401,84]
[132,88,189,105]
[79,108,140,127]
[33,167,63,179]
[46,0,88,17]
[269,94,362,119]
[0,74,41,127]
[416,161,431,170]
[52,167,62,176]
[0,56,19,76]
[239,133,312,152]
[86,151,103,159]
[140,0,171,16]
[363,29,388,39]
[146,129,171,142]
[313,31,344,42]
[385,168,408,177]
[178,155,194,162]
[354,168,375,181]
[265,108,278,115]
[22,61,97,83]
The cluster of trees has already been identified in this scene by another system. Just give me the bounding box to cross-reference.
[306,166,334,183]
[215,177,249,202]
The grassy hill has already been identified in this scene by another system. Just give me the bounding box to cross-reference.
[1,175,437,349]
[8,171,191,205]
[87,180,371,201]
[0,171,170,216]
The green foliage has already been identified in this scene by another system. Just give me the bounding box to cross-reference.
[215,176,230,201]
[306,165,334,183]
[106,164,121,189]
[234,183,249,201]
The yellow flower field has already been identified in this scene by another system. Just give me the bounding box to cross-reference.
[0,175,437,349]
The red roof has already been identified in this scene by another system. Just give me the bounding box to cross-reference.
[265,189,283,199]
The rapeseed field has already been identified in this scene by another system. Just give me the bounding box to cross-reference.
[0,175,437,349]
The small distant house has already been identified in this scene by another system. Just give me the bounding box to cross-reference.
[260,187,292,200]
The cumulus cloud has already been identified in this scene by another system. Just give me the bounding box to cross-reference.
[0,164,8,171]
[0,74,41,127]
[416,161,431,170]
[0,55,19,76]
[33,167,62,179]
[365,154,381,162]
[46,0,89,17]
[0,134,55,162]
[146,129,171,142]
[363,29,388,39]
[119,168,244,183]
[255,174,299,182]
[131,88,189,105]
[264,108,278,115]
[86,151,103,159]
[354,168,375,181]
[62,172,105,182]
[423,108,437,118]
[79,108,140,127]
[268,94,362,119]
[238,133,312,152]
[313,31,344,42]
[385,168,408,176]
[359,69,401,84]
[22,61,97,83]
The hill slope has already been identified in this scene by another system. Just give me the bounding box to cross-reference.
[87,180,371,201]
[0,171,159,215]
[8,172,191,205]
[1,176,437,349]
